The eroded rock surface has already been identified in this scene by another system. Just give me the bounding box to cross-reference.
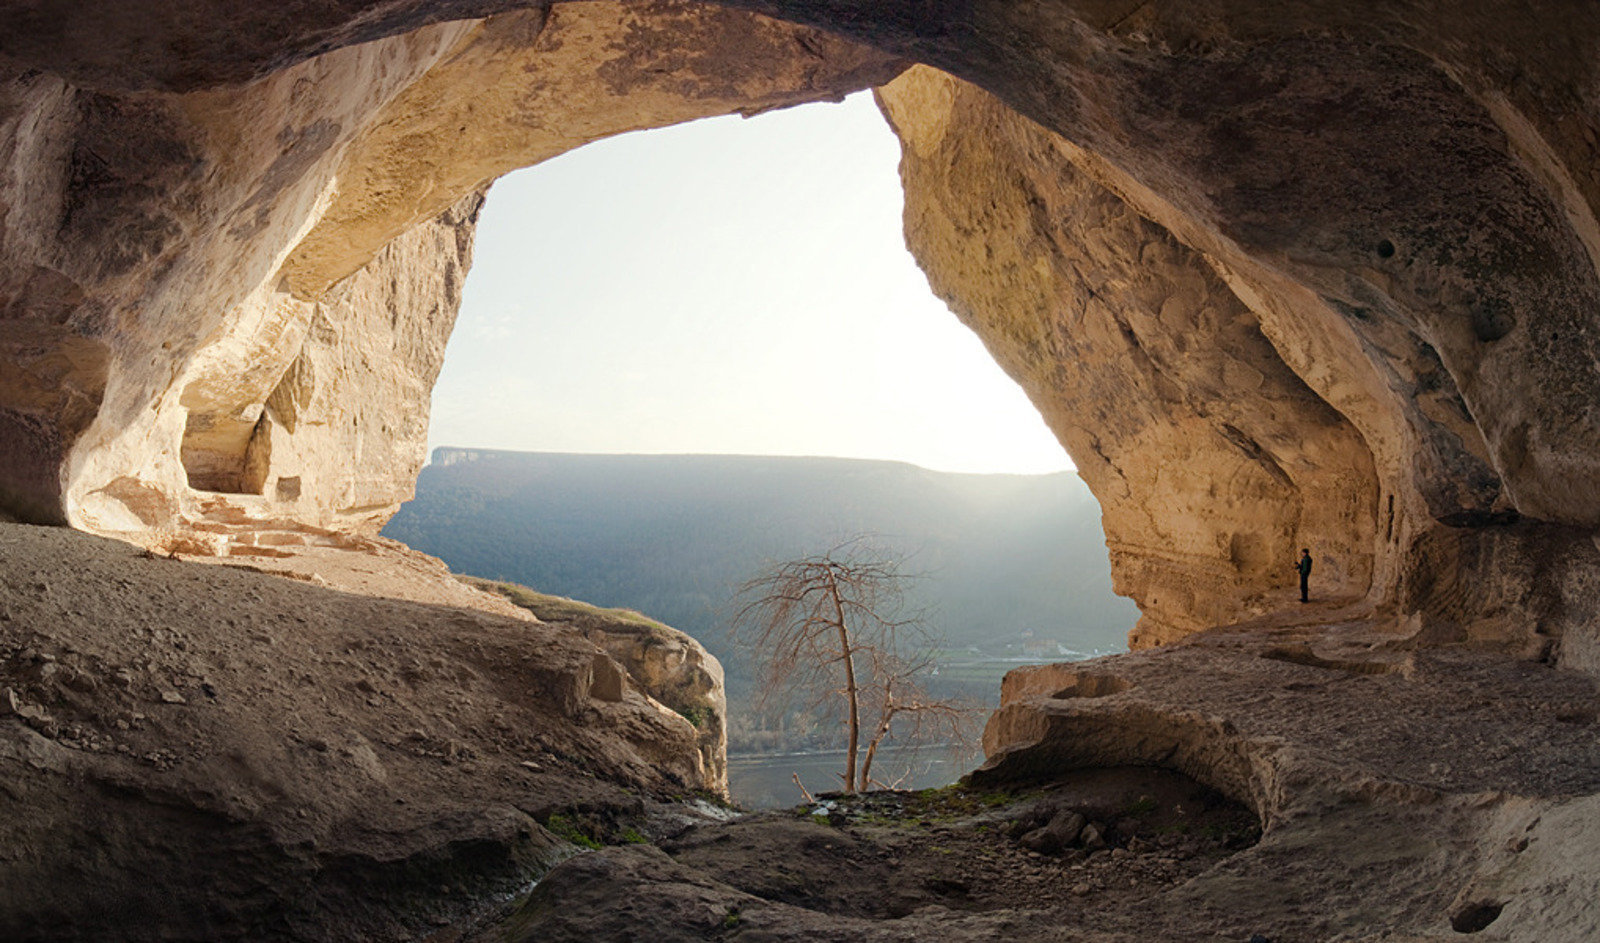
[877,59,1600,657]
[493,772,1257,942]
[4,0,1600,666]
[491,613,1600,942]
[4,3,1600,937]
[880,67,1380,646]
[0,1,902,549]
[466,578,729,793]
[0,523,722,941]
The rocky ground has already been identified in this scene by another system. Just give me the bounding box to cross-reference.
[0,523,719,942]
[495,769,1259,939]
[4,522,1600,942]
[484,601,1600,942]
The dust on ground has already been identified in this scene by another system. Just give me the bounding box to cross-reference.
[664,768,1258,920]
[0,522,712,942]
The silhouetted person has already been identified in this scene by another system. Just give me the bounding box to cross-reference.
[1296,548,1313,603]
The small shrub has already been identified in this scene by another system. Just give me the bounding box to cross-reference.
[675,705,712,728]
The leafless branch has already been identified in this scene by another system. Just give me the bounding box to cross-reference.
[729,536,977,793]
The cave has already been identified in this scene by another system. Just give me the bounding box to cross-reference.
[3,1,1600,940]
[6,0,1595,660]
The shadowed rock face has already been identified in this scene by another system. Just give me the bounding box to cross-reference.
[3,0,1599,661]
[0,522,725,942]
[5,5,1600,941]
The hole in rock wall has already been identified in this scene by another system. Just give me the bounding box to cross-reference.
[425,91,1075,479]
[396,91,1140,807]
[1449,900,1504,933]
[180,406,272,495]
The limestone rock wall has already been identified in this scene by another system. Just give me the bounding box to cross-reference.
[5,20,486,541]
[170,192,484,543]
[875,56,1600,659]
[0,2,903,550]
[2,0,1599,663]
[764,3,1600,661]
[880,69,1380,645]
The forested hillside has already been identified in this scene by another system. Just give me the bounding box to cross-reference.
[384,449,1138,745]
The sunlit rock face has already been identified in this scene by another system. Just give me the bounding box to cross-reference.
[879,65,1600,655]
[0,1,902,547]
[3,0,1600,663]
[800,2,1600,662]
[865,13,1600,656]
[880,68,1381,646]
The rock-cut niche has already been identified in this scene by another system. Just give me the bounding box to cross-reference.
[180,394,273,496]
[2,0,1600,666]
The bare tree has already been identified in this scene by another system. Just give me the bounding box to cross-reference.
[730,538,976,794]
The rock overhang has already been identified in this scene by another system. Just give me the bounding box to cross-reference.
[0,0,1597,664]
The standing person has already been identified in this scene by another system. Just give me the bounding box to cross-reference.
[1296,548,1313,603]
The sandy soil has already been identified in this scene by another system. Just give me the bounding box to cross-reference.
[0,523,709,942]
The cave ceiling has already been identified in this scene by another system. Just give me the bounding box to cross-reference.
[1,0,1597,661]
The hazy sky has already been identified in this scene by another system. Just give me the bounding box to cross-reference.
[428,91,1074,475]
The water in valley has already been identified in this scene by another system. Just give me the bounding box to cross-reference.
[727,744,986,809]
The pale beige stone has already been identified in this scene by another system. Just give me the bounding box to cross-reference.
[0,2,900,550]
[2,2,1600,939]
[880,67,1379,645]
[0,2,1598,659]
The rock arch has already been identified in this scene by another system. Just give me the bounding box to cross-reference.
[2,0,1599,661]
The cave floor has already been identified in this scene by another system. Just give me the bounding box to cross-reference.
[4,524,1598,942]
[0,523,713,942]
[491,605,1600,943]
[490,769,1266,943]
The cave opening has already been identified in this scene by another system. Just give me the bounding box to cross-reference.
[179,408,271,495]
[391,87,1142,806]
[24,0,1392,643]
[4,4,1600,941]
[426,89,1073,477]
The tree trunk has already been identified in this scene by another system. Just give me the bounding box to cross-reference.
[825,565,860,793]
[860,710,894,791]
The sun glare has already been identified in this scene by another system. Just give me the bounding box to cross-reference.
[428,91,1073,476]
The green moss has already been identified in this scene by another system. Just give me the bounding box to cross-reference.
[464,577,668,631]
[852,812,898,827]
[898,784,1031,820]
[544,813,602,850]
[618,827,649,845]
[1124,795,1159,816]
